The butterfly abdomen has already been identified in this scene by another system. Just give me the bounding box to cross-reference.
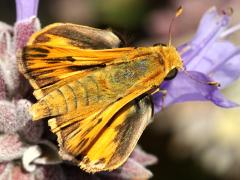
[31,75,102,120]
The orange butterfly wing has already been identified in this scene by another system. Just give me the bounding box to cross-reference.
[18,23,156,172]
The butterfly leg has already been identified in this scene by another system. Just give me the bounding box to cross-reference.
[159,89,167,110]
[149,85,161,95]
[149,87,167,110]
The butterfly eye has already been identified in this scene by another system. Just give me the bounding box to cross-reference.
[153,43,167,47]
[164,68,178,80]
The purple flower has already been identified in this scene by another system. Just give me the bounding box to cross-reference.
[15,0,39,21]
[153,7,240,113]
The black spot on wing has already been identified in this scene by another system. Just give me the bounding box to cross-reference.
[67,64,106,71]
[33,34,50,44]
[27,54,48,58]
[29,47,50,53]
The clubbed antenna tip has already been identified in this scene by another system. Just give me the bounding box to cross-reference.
[168,6,183,46]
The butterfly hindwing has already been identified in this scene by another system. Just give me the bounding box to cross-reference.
[49,95,153,172]
[79,95,153,172]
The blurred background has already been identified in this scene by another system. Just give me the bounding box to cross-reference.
[1,0,240,179]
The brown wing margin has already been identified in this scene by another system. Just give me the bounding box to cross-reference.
[49,95,153,173]
[28,23,121,49]
[79,95,153,172]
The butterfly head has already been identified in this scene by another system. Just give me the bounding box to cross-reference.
[154,6,183,80]
[159,45,183,80]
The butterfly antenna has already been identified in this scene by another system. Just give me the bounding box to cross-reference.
[168,6,183,46]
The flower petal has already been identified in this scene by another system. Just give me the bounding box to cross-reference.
[0,22,13,56]
[14,16,40,50]
[0,162,65,180]
[181,38,240,89]
[178,7,230,68]
[17,99,44,142]
[0,100,32,133]
[0,71,6,100]
[2,163,32,180]
[189,41,236,74]
[106,158,153,179]
[209,47,240,88]
[130,146,158,166]
[15,0,39,21]
[153,71,237,113]
[22,141,62,172]
[0,134,26,162]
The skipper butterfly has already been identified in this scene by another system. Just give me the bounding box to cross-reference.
[18,9,183,173]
